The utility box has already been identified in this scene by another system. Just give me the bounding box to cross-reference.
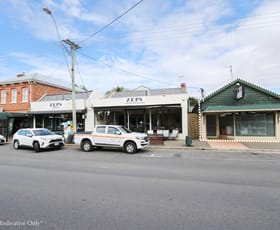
[185,136,192,146]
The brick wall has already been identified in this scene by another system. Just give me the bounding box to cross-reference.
[188,113,199,139]
[31,82,70,102]
[0,82,70,112]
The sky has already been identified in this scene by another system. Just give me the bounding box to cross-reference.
[0,0,280,98]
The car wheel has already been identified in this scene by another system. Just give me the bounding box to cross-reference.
[33,142,40,152]
[124,141,137,154]
[81,140,92,152]
[13,140,20,150]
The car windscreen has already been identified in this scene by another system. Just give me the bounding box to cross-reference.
[33,129,53,136]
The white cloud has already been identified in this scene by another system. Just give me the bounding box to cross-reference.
[118,0,280,96]
[1,0,280,98]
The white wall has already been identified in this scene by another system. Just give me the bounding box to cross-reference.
[86,93,189,139]
[31,99,86,112]
[91,94,187,107]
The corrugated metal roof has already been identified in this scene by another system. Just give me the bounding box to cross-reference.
[40,91,92,101]
[110,87,185,98]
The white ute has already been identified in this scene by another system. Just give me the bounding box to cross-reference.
[73,125,149,154]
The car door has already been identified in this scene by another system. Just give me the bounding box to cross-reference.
[94,126,107,145]
[23,130,34,147]
[19,130,33,147]
[106,126,122,146]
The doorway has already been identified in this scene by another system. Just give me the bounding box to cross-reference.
[206,115,217,137]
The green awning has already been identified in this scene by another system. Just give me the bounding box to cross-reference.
[202,104,280,113]
[0,112,8,120]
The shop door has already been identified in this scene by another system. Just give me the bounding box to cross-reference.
[129,110,147,132]
[206,115,217,137]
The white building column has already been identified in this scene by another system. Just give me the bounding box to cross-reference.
[149,109,152,131]
[180,98,188,138]
[33,116,36,128]
[127,111,130,129]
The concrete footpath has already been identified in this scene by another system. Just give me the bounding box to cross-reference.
[148,139,280,153]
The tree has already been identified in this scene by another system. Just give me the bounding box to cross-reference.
[189,97,198,107]
[105,86,125,97]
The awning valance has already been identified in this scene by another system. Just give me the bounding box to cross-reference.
[202,104,280,113]
[0,112,8,120]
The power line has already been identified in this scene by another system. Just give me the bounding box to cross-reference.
[107,12,280,43]
[78,51,207,97]
[75,55,88,91]
[77,51,207,95]
[77,51,178,87]
[79,0,144,45]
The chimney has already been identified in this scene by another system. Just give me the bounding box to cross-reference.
[180,82,186,92]
[17,72,25,78]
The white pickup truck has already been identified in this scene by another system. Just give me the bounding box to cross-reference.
[73,125,149,153]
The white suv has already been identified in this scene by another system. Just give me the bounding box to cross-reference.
[0,134,6,145]
[13,128,64,152]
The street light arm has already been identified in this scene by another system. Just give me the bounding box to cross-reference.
[42,7,77,132]
[42,7,71,76]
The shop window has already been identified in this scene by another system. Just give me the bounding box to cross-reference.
[36,116,43,128]
[151,107,182,133]
[95,107,182,133]
[236,112,275,136]
[129,110,148,132]
[219,113,233,135]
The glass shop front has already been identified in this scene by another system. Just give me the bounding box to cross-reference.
[94,105,182,134]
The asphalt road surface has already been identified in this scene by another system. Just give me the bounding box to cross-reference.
[0,144,280,230]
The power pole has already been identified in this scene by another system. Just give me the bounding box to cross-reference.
[63,39,81,133]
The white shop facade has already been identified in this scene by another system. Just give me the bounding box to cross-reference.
[30,91,93,134]
[86,85,188,139]
[29,86,189,139]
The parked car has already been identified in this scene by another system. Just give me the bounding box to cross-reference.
[0,134,6,145]
[13,128,64,152]
[73,125,149,153]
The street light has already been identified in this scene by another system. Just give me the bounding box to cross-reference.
[42,7,51,15]
[43,7,79,133]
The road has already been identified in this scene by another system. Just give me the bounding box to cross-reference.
[0,144,280,230]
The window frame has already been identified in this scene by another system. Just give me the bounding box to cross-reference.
[11,89,17,103]
[22,88,28,103]
[1,90,6,104]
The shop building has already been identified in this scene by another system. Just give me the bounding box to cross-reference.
[0,73,72,136]
[86,84,188,139]
[200,79,280,142]
[30,91,95,134]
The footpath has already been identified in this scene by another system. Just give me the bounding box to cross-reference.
[148,139,280,153]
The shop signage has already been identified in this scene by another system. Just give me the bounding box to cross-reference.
[49,102,64,110]
[124,97,145,104]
